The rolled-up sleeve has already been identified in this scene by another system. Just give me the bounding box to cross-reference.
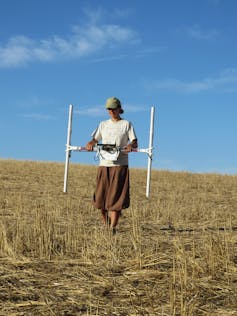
[127,122,137,142]
[91,123,102,142]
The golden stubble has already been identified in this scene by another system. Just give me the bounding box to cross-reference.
[0,159,237,315]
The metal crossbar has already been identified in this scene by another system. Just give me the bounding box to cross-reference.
[63,104,155,198]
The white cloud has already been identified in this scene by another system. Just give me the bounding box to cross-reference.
[149,78,211,93]
[186,24,219,40]
[16,95,43,108]
[0,22,139,68]
[207,0,222,6]
[75,104,146,117]
[16,95,56,110]
[124,104,146,112]
[134,46,167,59]
[146,68,237,94]
[75,106,103,117]
[20,113,55,120]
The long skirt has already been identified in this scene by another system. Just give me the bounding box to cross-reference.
[93,166,130,211]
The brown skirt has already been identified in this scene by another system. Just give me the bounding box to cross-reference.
[93,166,130,211]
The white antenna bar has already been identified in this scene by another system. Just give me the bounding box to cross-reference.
[63,104,73,193]
[146,106,155,198]
[66,146,152,154]
[63,104,155,198]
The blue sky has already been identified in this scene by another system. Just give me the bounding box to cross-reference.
[0,0,237,174]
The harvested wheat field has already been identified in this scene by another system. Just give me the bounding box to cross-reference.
[0,159,237,316]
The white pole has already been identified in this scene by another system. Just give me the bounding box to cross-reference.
[63,104,73,193]
[146,106,155,198]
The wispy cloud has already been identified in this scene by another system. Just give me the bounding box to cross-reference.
[75,106,103,117]
[16,95,44,108]
[146,68,237,94]
[17,96,57,120]
[0,19,139,68]
[134,46,167,59]
[207,0,222,6]
[186,24,219,40]
[20,113,55,120]
[75,104,146,117]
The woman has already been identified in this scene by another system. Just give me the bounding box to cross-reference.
[86,97,138,234]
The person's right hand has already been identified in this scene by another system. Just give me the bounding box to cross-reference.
[86,140,96,151]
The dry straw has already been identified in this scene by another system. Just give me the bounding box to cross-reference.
[0,159,237,315]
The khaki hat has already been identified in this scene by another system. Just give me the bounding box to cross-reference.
[105,97,121,109]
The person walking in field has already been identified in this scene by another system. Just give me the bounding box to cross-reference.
[86,97,138,234]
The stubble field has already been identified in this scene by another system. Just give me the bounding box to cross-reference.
[0,159,237,315]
